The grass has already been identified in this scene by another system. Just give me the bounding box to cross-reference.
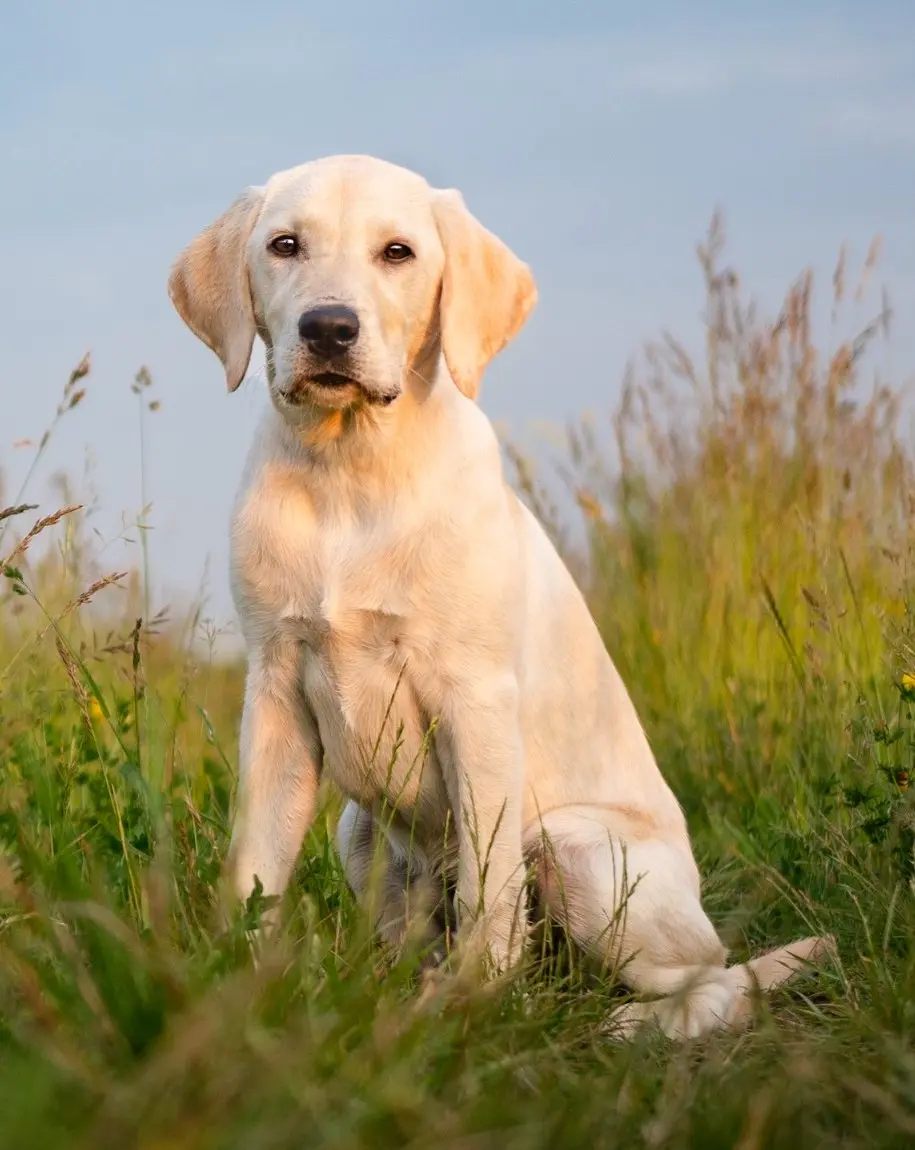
[3,216,915,1147]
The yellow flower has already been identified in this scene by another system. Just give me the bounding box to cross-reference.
[88,697,103,722]
[902,673,915,691]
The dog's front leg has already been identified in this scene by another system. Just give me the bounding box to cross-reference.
[227,640,321,920]
[438,672,527,975]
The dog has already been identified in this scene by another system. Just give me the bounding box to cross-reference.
[168,154,830,1038]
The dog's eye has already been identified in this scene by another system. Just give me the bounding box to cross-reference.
[269,235,299,257]
[383,242,414,263]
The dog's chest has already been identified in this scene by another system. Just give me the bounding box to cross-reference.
[236,492,447,815]
[296,538,445,813]
[290,517,413,648]
[236,480,409,631]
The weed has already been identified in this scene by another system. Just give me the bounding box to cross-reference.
[3,224,915,1147]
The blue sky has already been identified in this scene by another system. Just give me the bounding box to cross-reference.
[2,0,914,638]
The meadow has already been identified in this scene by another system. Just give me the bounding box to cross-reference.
[2,217,915,1148]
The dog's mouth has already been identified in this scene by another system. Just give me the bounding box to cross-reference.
[296,372,399,407]
[281,370,399,409]
[310,371,359,389]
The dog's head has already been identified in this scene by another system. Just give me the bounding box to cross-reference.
[168,155,537,416]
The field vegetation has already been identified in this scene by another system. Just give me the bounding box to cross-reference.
[2,218,915,1148]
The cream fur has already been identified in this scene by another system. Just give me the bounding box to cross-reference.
[169,154,831,1039]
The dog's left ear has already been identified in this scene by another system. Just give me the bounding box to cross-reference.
[168,187,265,393]
[433,189,537,400]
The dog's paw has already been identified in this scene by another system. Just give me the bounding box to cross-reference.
[417,939,449,973]
[455,919,527,981]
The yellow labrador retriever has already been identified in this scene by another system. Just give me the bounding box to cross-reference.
[169,154,829,1038]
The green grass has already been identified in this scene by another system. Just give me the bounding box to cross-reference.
[3,221,915,1148]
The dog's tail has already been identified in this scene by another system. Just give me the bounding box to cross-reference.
[608,934,833,1041]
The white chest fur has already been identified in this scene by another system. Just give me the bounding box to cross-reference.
[231,461,451,832]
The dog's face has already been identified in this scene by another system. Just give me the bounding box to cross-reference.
[168,155,537,415]
[249,157,444,413]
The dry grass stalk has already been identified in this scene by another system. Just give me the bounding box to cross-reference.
[2,504,84,568]
[0,503,38,525]
[55,633,93,731]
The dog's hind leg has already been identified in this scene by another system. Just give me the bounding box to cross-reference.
[336,801,447,961]
[529,805,830,1040]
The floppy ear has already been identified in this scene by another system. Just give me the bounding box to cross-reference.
[168,187,265,392]
[433,189,537,400]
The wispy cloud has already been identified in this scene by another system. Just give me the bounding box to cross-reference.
[827,96,915,149]
[606,34,914,98]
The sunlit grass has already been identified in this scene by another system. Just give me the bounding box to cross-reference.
[2,219,915,1147]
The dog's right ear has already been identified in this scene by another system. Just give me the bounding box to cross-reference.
[168,187,265,392]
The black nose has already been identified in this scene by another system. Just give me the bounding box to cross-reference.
[298,304,360,359]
